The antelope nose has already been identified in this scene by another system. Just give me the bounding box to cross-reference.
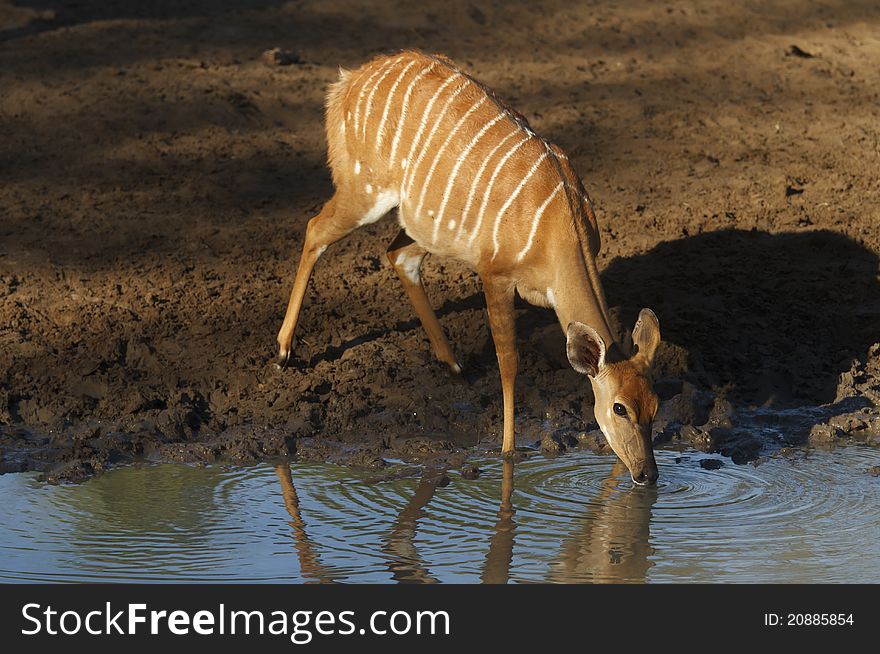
[634,467,658,485]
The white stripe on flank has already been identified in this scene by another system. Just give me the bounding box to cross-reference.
[432,112,505,243]
[467,134,533,247]
[403,80,471,201]
[515,181,563,262]
[419,96,489,242]
[491,151,549,259]
[361,60,399,141]
[399,74,463,199]
[388,62,438,170]
[353,60,392,137]
[454,126,520,242]
[375,60,418,152]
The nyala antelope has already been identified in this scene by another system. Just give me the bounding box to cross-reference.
[277,51,662,485]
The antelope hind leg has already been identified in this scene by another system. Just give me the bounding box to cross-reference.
[386,229,462,374]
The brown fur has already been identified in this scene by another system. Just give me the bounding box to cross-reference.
[277,51,662,482]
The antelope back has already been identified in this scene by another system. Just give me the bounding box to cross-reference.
[325,51,595,268]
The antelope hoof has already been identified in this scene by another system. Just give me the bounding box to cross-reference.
[276,348,291,370]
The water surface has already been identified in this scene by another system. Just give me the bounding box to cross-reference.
[1,448,879,583]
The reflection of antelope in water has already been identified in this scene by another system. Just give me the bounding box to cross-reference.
[549,461,656,583]
[381,468,447,583]
[481,460,655,583]
[276,459,653,584]
[274,463,339,583]
[482,459,516,584]
[275,462,444,583]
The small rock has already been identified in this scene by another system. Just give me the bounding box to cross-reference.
[575,429,609,452]
[679,424,715,450]
[787,45,815,58]
[540,432,564,454]
[261,48,303,66]
[468,5,487,25]
[699,459,724,470]
[654,382,714,436]
[460,464,481,480]
[866,466,880,477]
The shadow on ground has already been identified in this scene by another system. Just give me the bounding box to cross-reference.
[603,229,880,406]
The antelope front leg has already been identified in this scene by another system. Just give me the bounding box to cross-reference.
[276,193,363,367]
[482,276,518,454]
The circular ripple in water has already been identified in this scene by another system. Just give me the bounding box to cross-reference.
[320,447,880,583]
[1,447,879,583]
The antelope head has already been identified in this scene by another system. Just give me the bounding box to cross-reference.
[566,309,661,485]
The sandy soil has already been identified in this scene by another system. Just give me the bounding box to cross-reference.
[1,0,878,481]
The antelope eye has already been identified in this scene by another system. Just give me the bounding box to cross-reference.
[613,402,628,417]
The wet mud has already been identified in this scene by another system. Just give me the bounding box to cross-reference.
[1,0,879,481]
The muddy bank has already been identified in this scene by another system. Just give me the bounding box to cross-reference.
[1,1,879,482]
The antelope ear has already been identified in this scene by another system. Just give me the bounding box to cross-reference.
[566,321,606,377]
[632,308,661,369]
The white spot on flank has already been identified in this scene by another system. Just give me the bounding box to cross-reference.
[448,220,456,230]
[354,160,361,175]
[546,287,556,308]
[427,209,434,217]
[409,84,478,215]
[365,184,373,194]
[434,112,504,240]
[357,189,399,226]
[421,95,489,244]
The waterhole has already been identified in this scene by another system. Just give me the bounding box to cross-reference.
[1,448,878,583]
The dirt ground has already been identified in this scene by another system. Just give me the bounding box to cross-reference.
[1,0,878,482]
